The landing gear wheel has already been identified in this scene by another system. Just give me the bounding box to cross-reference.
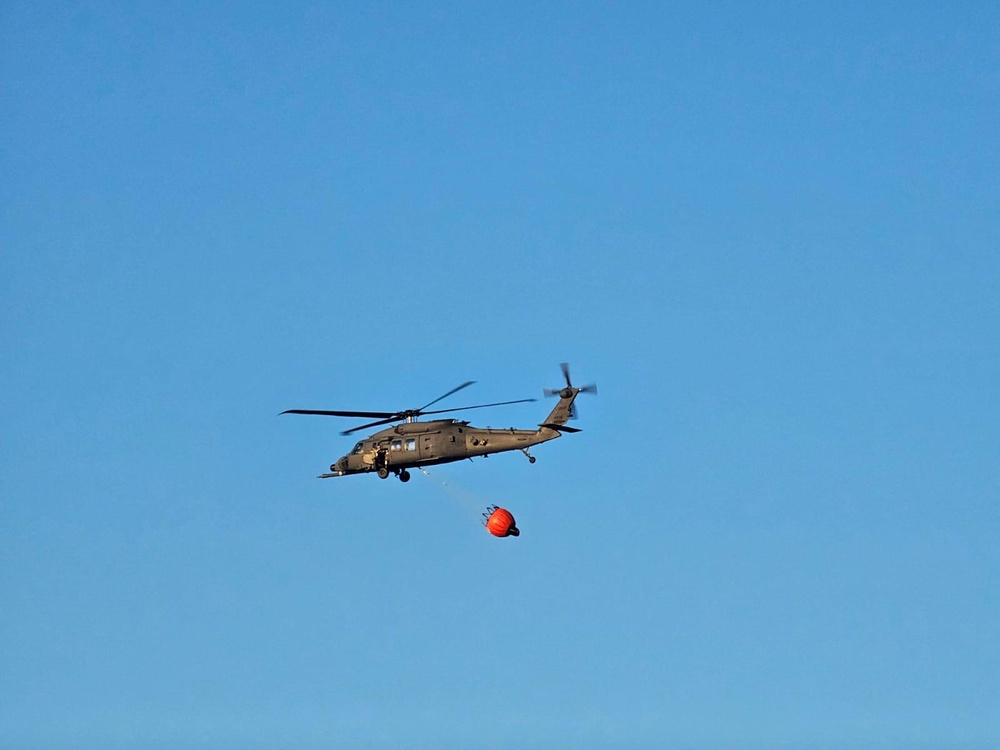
[528,456,536,464]
[399,470,411,483]
[377,467,389,479]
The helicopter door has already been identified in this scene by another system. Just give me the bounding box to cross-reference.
[388,438,419,463]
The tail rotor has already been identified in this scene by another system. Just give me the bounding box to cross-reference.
[543,362,597,420]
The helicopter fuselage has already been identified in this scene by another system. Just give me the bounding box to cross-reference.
[323,419,563,479]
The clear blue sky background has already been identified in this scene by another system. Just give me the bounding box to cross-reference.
[2,2,998,748]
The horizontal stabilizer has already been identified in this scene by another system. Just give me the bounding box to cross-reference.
[540,422,582,433]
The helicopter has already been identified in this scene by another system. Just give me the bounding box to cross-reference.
[282,363,596,482]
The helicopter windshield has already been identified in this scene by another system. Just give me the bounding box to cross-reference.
[351,442,363,454]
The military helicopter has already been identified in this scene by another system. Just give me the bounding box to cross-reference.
[282,363,596,482]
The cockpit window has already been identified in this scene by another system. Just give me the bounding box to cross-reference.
[352,442,363,454]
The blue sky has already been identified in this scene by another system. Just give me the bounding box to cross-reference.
[2,2,998,748]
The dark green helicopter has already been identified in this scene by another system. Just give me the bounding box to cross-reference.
[282,363,596,482]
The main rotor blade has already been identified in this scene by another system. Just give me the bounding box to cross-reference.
[420,398,537,416]
[560,362,572,388]
[341,416,401,436]
[417,381,476,412]
[281,409,397,418]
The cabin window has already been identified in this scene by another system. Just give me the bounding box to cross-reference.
[390,439,402,452]
[405,438,416,451]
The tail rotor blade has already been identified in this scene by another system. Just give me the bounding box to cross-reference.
[560,362,572,388]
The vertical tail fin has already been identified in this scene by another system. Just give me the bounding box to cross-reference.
[542,389,579,426]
